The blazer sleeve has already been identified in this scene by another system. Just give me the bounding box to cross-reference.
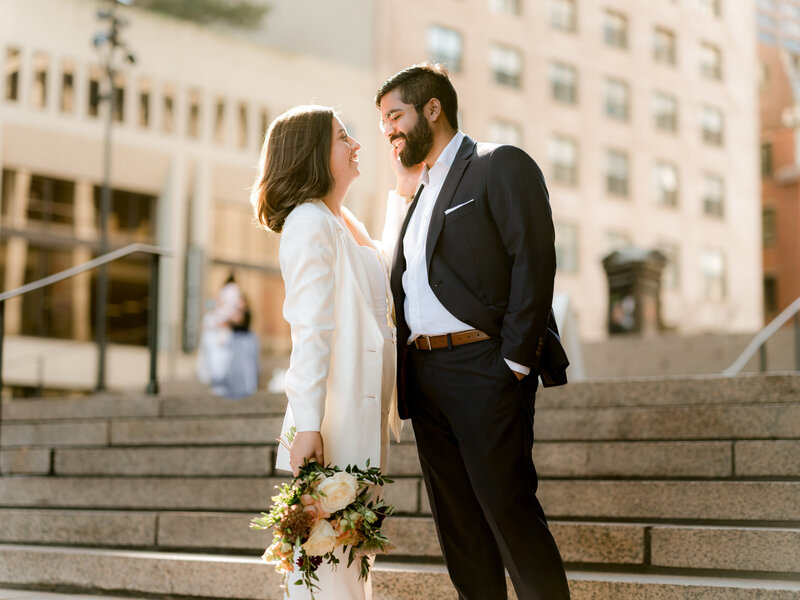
[279,214,336,432]
[486,145,556,372]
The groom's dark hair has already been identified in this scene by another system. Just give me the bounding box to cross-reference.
[375,62,458,130]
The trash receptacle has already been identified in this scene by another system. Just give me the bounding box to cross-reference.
[602,248,667,336]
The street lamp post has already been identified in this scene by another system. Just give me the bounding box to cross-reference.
[93,0,135,391]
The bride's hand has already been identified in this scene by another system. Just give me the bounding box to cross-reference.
[390,146,424,202]
[289,431,324,477]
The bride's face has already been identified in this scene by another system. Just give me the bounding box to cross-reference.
[329,116,361,189]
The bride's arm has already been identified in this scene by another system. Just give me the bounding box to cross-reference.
[279,214,335,454]
[376,147,424,261]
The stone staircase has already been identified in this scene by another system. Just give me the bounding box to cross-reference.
[1,373,799,599]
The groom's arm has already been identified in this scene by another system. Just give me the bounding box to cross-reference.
[486,145,557,374]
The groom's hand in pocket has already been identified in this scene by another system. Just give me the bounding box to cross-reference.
[290,431,325,477]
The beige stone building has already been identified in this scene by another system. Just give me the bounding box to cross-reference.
[0,0,762,391]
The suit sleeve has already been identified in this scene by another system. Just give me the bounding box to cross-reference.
[487,145,556,372]
[279,215,336,432]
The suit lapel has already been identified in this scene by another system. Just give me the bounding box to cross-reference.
[425,136,475,271]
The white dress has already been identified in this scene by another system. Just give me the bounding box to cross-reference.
[283,220,393,600]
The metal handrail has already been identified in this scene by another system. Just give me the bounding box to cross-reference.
[722,295,800,376]
[0,243,172,396]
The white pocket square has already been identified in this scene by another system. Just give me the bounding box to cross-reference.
[444,199,475,215]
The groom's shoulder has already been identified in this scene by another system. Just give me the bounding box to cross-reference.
[473,141,540,171]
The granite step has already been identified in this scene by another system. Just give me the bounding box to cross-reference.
[537,373,800,409]
[2,477,799,523]
[6,509,797,575]
[3,440,762,479]
[0,509,650,567]
[5,400,800,450]
[2,545,800,600]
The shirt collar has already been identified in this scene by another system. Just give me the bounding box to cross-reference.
[420,130,464,186]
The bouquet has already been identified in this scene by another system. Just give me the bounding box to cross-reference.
[251,429,395,596]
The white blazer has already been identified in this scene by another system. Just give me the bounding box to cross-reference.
[275,199,404,473]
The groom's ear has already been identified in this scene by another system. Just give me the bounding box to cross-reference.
[426,98,442,123]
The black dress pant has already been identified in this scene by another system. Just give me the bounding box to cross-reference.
[407,338,570,600]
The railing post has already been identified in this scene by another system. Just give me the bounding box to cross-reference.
[146,253,160,395]
[795,313,800,372]
[759,344,767,373]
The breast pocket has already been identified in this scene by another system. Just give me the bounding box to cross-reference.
[444,198,481,222]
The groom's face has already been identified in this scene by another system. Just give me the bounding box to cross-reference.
[379,89,434,168]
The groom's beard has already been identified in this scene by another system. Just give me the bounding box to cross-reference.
[396,114,434,168]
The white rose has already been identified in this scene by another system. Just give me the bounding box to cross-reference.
[317,472,359,513]
[301,519,338,556]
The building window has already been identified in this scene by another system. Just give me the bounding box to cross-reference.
[488,119,522,145]
[653,92,678,132]
[92,185,156,242]
[238,102,249,149]
[761,142,773,177]
[22,244,77,341]
[555,223,579,274]
[548,135,578,185]
[490,0,521,15]
[28,174,75,228]
[88,66,101,118]
[658,242,680,290]
[700,42,723,80]
[60,59,75,114]
[696,0,721,17]
[606,231,632,252]
[654,28,677,64]
[703,173,724,217]
[701,105,724,145]
[605,10,628,48]
[550,61,577,104]
[32,52,48,109]
[762,206,776,246]
[606,149,629,196]
[428,26,463,72]
[701,248,726,301]
[551,0,577,32]
[214,98,226,144]
[5,47,20,102]
[139,78,151,128]
[764,275,778,313]
[112,74,125,123]
[605,78,630,121]
[259,107,269,144]
[490,44,522,88]
[187,89,201,139]
[162,87,175,133]
[654,161,679,207]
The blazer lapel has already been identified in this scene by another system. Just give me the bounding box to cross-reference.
[425,136,475,271]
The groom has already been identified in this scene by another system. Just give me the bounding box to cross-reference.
[376,63,571,599]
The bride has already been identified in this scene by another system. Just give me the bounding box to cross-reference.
[250,105,417,599]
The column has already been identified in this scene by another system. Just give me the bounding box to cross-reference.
[4,170,31,335]
[72,180,94,341]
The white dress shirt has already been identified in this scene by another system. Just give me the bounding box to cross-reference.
[400,131,530,377]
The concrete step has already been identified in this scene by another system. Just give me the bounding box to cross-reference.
[3,440,759,479]
[0,509,650,567]
[2,477,799,523]
[538,373,800,409]
[0,588,142,600]
[1,392,288,422]
[6,400,799,450]
[2,545,800,600]
[534,402,800,441]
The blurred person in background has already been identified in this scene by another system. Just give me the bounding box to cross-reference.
[196,273,259,398]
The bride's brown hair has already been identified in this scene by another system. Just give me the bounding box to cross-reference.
[251,105,335,233]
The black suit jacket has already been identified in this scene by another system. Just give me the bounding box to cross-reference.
[391,135,569,419]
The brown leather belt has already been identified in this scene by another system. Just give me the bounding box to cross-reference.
[411,329,491,351]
